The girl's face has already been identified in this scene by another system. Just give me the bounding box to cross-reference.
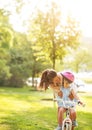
[63,79,71,88]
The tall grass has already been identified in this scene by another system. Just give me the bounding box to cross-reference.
[0,87,91,130]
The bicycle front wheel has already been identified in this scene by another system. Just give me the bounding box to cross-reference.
[63,123,72,130]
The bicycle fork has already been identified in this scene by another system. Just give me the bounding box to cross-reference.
[62,109,72,130]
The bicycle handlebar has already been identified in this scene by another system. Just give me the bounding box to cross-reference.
[53,98,85,107]
[78,101,85,107]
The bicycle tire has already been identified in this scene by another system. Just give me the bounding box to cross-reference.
[62,122,72,130]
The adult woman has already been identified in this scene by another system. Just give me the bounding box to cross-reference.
[39,69,62,92]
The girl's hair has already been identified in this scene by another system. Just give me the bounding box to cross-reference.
[39,69,57,90]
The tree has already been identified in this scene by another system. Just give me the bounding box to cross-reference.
[28,1,81,69]
[0,3,52,87]
[0,48,11,86]
[0,9,14,86]
[62,47,91,72]
[8,34,51,87]
[0,9,14,48]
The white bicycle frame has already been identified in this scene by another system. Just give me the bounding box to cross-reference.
[62,106,73,130]
[54,98,77,130]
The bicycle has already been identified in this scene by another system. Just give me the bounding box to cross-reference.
[54,98,85,130]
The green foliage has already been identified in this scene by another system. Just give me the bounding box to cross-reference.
[28,1,80,69]
[0,2,91,88]
[0,9,14,49]
[0,9,10,25]
[8,47,32,87]
[62,46,92,72]
[0,48,11,85]
[63,15,81,48]
[7,40,51,87]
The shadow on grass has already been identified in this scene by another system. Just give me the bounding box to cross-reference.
[41,98,53,101]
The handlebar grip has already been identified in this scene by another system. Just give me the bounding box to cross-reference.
[78,101,85,107]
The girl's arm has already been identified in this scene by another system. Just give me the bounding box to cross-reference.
[71,89,83,105]
[71,89,80,100]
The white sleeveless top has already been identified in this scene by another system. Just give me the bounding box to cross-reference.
[57,86,76,108]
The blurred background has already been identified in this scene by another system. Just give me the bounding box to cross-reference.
[0,0,92,91]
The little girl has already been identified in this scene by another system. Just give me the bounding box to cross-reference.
[55,71,84,130]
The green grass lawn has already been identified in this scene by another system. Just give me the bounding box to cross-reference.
[0,87,92,130]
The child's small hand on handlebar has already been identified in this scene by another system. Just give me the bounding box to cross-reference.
[78,100,85,107]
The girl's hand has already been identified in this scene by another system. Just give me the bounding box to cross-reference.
[78,100,85,107]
